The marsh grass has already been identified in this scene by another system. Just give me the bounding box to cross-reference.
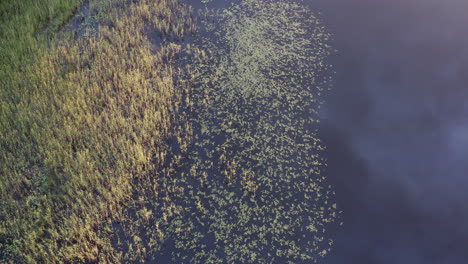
[0,0,81,83]
[1,0,197,263]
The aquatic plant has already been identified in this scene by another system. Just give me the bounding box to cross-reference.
[152,0,341,263]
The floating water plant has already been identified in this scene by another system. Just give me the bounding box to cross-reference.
[152,0,341,263]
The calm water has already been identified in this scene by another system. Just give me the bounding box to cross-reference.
[308,0,468,263]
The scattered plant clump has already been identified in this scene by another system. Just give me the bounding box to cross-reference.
[150,0,341,263]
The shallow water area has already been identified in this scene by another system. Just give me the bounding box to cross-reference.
[147,0,341,263]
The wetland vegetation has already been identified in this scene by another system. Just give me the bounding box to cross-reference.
[0,0,340,263]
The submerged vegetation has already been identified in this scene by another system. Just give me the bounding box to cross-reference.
[0,0,339,263]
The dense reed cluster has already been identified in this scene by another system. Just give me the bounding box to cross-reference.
[0,0,197,263]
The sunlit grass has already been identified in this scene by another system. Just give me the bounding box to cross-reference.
[0,0,196,263]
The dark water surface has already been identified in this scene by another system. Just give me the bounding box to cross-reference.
[306,0,468,263]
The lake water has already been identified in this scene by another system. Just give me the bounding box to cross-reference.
[307,0,468,263]
[193,0,468,262]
